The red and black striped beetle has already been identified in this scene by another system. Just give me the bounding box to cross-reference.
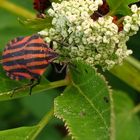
[2,34,58,95]
[33,0,51,18]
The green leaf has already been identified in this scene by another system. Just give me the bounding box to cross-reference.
[107,0,139,15]
[21,91,60,118]
[113,90,140,140]
[18,15,53,31]
[0,126,39,140]
[0,65,68,101]
[110,57,140,92]
[0,107,54,140]
[54,61,112,140]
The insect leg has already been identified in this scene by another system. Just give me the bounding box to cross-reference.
[10,79,35,97]
[29,77,41,95]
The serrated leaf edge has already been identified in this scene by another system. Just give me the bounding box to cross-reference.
[54,66,113,140]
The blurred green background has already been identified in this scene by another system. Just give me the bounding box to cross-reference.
[0,0,140,140]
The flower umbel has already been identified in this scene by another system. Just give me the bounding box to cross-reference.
[39,0,140,69]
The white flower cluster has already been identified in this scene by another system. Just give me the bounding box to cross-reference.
[123,5,140,35]
[39,0,140,69]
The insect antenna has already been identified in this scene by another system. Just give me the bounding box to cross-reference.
[50,31,73,48]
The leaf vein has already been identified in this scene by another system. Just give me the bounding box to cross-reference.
[72,81,109,130]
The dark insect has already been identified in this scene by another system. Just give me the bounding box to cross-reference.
[2,34,58,96]
[33,0,51,18]
[98,0,109,16]
[91,0,109,21]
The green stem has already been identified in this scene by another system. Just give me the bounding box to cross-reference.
[0,0,35,18]
[117,17,124,24]
[132,104,140,114]
[110,56,140,92]
[31,107,54,140]
[0,78,70,101]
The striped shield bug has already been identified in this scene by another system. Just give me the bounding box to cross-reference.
[33,0,51,18]
[2,34,58,96]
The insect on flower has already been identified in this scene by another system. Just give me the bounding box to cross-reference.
[112,16,123,32]
[33,0,51,18]
[2,34,58,96]
[91,0,109,21]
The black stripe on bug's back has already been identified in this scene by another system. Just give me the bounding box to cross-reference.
[26,43,48,48]
[2,58,25,67]
[7,34,41,50]
[9,68,40,78]
[9,68,30,73]
[6,71,26,80]
[27,64,49,70]
[3,49,46,59]
[2,50,25,59]
[3,57,46,66]
[5,36,25,50]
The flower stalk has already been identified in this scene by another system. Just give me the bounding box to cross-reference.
[110,56,140,92]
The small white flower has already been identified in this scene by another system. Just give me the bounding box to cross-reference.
[131,25,139,31]
[38,30,48,36]
[68,15,77,22]
[137,20,140,26]
[95,0,103,6]
[126,50,133,55]
[81,11,89,19]
[123,23,131,32]
[76,26,82,31]
[103,36,110,43]
[131,4,138,13]
[44,37,51,43]
[49,28,56,36]
[86,57,94,64]
[98,17,105,25]
[84,28,92,35]
[68,37,73,44]
[124,16,132,23]
[48,9,55,16]
[96,36,102,43]
[115,48,123,56]
[82,37,88,45]
[95,54,101,60]
[132,14,138,21]
[87,36,95,44]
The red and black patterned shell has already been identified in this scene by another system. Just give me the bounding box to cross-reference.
[2,34,58,81]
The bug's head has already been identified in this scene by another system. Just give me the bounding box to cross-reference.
[45,48,59,62]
